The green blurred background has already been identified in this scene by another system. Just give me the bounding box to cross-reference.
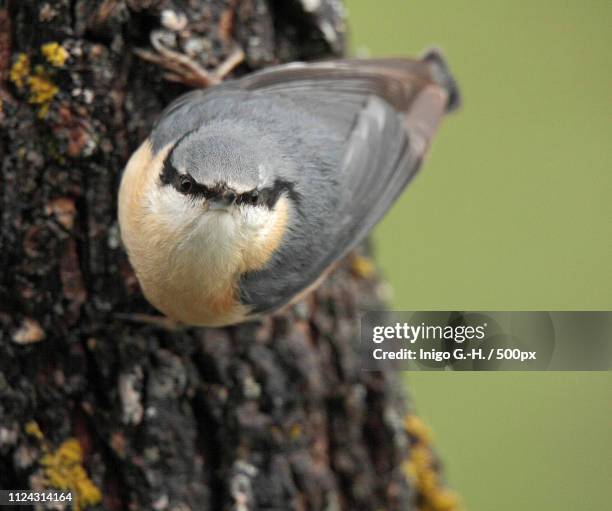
[345,1,611,509]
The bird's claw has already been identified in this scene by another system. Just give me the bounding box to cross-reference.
[135,31,244,88]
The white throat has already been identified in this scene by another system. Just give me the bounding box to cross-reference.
[148,185,281,290]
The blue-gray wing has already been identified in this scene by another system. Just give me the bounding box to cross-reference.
[234,52,458,313]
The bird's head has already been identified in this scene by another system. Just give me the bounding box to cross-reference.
[158,127,275,214]
[118,127,296,325]
[136,124,299,266]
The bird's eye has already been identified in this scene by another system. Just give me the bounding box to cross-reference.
[178,176,193,194]
[249,190,259,205]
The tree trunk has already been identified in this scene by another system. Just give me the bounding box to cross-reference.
[0,1,456,510]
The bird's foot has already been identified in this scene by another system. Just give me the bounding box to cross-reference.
[135,31,244,88]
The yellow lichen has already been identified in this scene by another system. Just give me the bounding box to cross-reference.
[410,444,432,471]
[10,49,62,118]
[401,458,417,481]
[428,489,462,511]
[350,254,376,279]
[26,66,59,119]
[405,414,433,444]
[289,424,302,440]
[41,42,69,67]
[22,423,101,509]
[10,53,30,89]
[25,421,44,440]
[403,414,462,511]
[40,439,102,511]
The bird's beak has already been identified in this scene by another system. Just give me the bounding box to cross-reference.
[208,199,229,211]
[208,191,237,211]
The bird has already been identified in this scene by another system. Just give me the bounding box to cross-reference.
[118,49,460,327]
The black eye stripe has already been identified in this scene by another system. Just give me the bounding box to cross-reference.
[160,157,177,185]
[161,164,210,198]
[160,152,300,207]
[237,189,260,205]
[259,179,301,208]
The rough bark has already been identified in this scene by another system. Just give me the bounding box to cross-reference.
[0,1,456,510]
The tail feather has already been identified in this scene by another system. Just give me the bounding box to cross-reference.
[241,49,461,114]
[422,48,461,113]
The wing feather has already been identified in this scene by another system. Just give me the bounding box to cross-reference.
[236,57,455,313]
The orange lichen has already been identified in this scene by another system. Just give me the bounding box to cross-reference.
[12,318,46,344]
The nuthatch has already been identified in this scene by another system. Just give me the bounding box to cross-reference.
[118,50,460,326]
